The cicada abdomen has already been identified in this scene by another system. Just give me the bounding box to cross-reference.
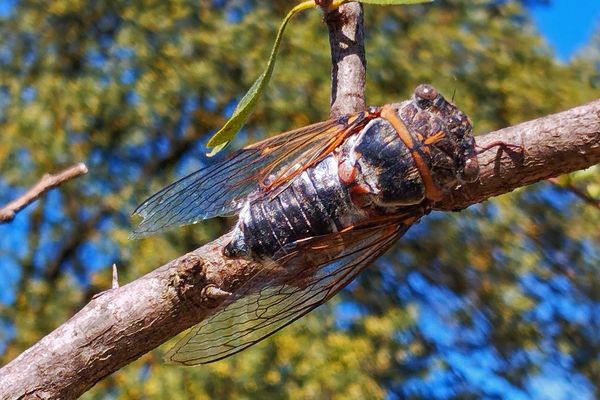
[223,84,479,261]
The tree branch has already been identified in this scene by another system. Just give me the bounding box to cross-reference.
[322,1,366,117]
[547,177,600,211]
[0,98,599,399]
[434,100,600,211]
[0,163,88,224]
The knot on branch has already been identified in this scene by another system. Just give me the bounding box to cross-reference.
[170,253,206,300]
[201,285,232,308]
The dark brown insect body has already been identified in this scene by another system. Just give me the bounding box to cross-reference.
[224,84,478,260]
[133,84,479,365]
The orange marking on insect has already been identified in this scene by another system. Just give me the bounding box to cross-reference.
[402,216,418,225]
[349,183,371,194]
[349,183,372,208]
[262,112,378,192]
[260,146,274,155]
[346,114,358,125]
[423,131,446,145]
[338,159,357,185]
[380,105,444,202]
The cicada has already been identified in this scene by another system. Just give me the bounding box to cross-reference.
[133,84,480,365]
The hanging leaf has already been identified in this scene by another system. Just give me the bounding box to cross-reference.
[206,0,433,154]
[206,1,315,152]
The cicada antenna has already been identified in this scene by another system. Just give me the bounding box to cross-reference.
[450,75,458,103]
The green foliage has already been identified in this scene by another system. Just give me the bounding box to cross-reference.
[0,0,599,399]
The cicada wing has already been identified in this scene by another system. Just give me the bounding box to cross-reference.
[131,148,262,238]
[132,112,374,237]
[165,218,414,365]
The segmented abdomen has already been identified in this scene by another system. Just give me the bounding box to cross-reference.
[224,156,363,259]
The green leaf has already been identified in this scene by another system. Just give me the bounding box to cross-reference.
[205,141,229,158]
[206,0,433,154]
[206,1,315,152]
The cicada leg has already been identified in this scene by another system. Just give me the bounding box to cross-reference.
[476,139,526,156]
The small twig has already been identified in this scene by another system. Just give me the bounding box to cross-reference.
[548,177,600,211]
[322,1,366,117]
[0,162,88,224]
[112,264,120,289]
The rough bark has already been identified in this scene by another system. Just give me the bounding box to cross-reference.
[435,100,600,212]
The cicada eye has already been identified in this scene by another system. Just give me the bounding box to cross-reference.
[414,84,439,109]
[415,84,438,101]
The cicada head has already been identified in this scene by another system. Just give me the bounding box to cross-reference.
[409,84,480,190]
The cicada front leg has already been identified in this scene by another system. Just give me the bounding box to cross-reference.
[476,139,526,156]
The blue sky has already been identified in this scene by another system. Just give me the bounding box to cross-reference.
[529,0,600,61]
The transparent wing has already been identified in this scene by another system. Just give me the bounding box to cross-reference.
[165,216,417,365]
[132,112,374,238]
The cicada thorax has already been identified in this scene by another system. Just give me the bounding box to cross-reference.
[341,94,476,213]
[224,85,477,261]
[338,116,428,210]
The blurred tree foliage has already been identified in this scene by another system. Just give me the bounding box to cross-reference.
[0,0,599,398]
